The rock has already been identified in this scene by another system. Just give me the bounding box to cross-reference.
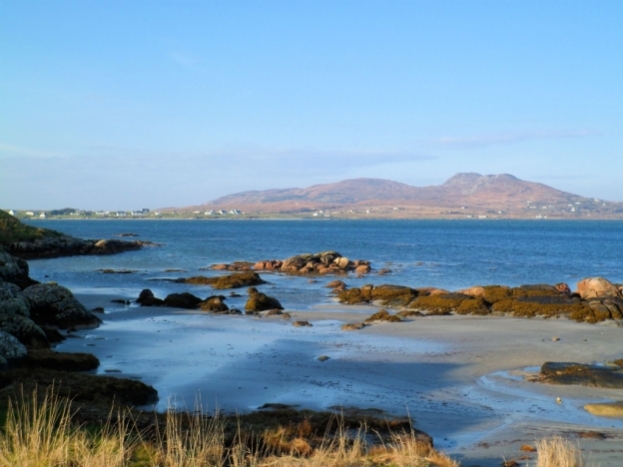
[163,292,202,309]
[552,336,560,341]
[334,257,350,269]
[458,286,486,297]
[177,271,266,289]
[577,277,620,299]
[555,282,571,294]
[364,309,402,323]
[317,355,330,362]
[136,289,164,306]
[21,349,100,371]
[0,330,27,368]
[0,280,32,316]
[0,250,37,289]
[22,283,102,329]
[245,289,283,312]
[492,294,594,321]
[292,320,312,327]
[264,309,283,316]
[584,401,623,418]
[538,361,623,388]
[355,264,371,275]
[410,293,470,315]
[455,297,491,315]
[199,295,229,312]
[338,284,418,307]
[341,322,367,331]
[520,444,536,452]
[0,313,49,348]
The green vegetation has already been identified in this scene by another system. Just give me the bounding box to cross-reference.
[0,210,63,246]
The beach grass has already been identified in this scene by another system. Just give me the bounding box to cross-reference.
[0,387,463,467]
[0,387,599,467]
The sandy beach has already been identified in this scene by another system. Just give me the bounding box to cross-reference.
[60,292,623,467]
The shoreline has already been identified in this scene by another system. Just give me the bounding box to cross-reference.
[58,290,623,467]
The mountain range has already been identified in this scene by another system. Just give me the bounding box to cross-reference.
[178,173,623,219]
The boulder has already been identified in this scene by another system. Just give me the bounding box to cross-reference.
[492,295,594,320]
[199,295,229,312]
[538,361,623,388]
[136,289,164,307]
[355,264,371,275]
[0,250,37,289]
[292,320,312,327]
[0,313,49,348]
[458,286,486,297]
[163,292,202,309]
[245,289,283,312]
[577,277,620,299]
[0,280,31,316]
[0,330,27,368]
[341,323,367,331]
[22,283,102,329]
[455,297,491,315]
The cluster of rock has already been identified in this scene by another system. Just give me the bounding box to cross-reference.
[136,286,283,315]
[210,251,372,276]
[536,361,623,388]
[335,277,623,323]
[172,271,266,289]
[0,248,102,368]
[8,236,156,260]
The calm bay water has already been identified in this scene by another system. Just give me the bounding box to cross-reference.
[25,219,623,311]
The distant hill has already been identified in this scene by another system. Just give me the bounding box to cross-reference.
[178,173,623,219]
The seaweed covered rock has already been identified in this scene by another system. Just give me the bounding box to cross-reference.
[179,271,266,289]
[136,289,164,306]
[538,362,623,389]
[0,330,27,368]
[0,313,49,348]
[492,295,593,320]
[338,284,418,307]
[455,297,491,315]
[163,292,202,309]
[22,283,102,329]
[199,295,229,312]
[245,288,283,312]
[364,309,402,323]
[577,277,621,299]
[409,293,470,315]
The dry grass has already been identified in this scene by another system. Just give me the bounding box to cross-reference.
[4,389,591,467]
[532,437,592,467]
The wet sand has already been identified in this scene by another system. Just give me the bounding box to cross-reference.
[62,292,623,466]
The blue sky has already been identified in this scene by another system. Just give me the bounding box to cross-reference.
[1,1,621,210]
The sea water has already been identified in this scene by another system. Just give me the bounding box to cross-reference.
[25,219,623,310]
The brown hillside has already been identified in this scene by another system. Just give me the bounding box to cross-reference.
[177,173,623,219]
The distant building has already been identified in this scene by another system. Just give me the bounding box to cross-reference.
[7,210,14,216]
[26,211,34,216]
[39,213,46,218]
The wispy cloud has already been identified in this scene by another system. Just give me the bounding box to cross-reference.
[0,142,65,158]
[431,129,601,149]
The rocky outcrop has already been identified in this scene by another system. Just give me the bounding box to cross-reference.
[537,362,623,388]
[9,236,157,260]
[576,277,621,299]
[211,252,372,276]
[584,401,623,418]
[0,249,37,289]
[0,281,32,316]
[22,348,100,372]
[364,309,402,323]
[23,283,102,329]
[0,330,27,368]
[0,313,49,348]
[176,271,266,289]
[245,288,283,313]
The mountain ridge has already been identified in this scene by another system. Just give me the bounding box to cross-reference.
[176,173,623,219]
